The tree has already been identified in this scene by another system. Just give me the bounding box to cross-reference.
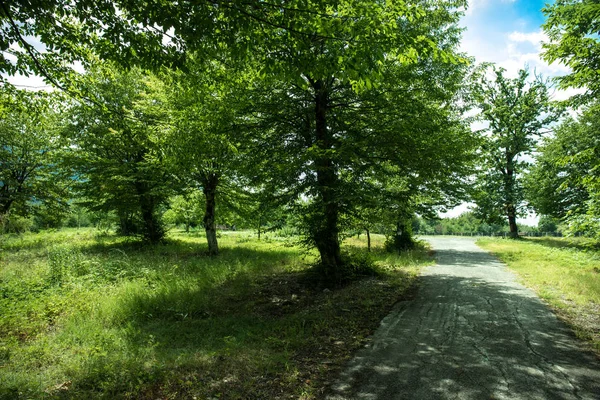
[241,1,475,278]
[164,59,249,255]
[63,65,172,243]
[526,103,600,237]
[472,66,556,238]
[525,117,591,220]
[0,87,67,230]
[163,194,203,233]
[538,215,559,233]
[543,0,600,105]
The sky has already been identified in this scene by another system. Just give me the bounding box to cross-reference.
[442,0,572,225]
[461,0,553,78]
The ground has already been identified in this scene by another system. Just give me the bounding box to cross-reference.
[328,236,600,400]
[0,228,429,399]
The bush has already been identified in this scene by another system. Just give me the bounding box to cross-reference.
[1,215,33,234]
[308,249,380,287]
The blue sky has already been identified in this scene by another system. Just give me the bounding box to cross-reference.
[459,0,572,84]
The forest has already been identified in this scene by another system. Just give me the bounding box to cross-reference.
[1,0,599,398]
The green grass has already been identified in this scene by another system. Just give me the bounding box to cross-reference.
[477,237,600,352]
[0,228,431,399]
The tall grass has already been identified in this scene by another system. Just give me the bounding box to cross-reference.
[0,228,429,399]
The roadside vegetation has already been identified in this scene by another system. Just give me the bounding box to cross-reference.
[477,237,600,353]
[0,228,431,399]
[1,0,600,397]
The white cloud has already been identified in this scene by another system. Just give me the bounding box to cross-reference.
[508,30,548,47]
[465,0,516,16]
[460,25,570,80]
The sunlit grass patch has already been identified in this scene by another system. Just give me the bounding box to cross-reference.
[477,237,600,353]
[0,228,431,399]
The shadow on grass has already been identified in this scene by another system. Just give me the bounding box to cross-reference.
[56,269,355,398]
[45,260,414,399]
[523,236,600,252]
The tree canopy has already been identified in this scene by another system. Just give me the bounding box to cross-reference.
[543,0,600,105]
[526,103,600,237]
[0,87,66,227]
[471,66,556,238]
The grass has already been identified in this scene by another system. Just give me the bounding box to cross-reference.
[0,228,432,399]
[477,237,600,353]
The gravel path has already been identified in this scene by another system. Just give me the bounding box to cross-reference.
[329,236,600,399]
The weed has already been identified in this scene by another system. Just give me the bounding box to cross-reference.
[0,228,431,399]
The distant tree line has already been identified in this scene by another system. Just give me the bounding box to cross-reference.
[413,212,563,237]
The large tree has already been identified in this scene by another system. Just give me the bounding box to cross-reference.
[526,103,600,237]
[472,66,556,238]
[241,1,474,279]
[164,59,249,255]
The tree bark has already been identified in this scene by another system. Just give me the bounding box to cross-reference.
[257,214,262,240]
[507,205,519,238]
[138,192,163,243]
[202,173,219,255]
[312,78,343,280]
[505,152,519,239]
[366,228,371,252]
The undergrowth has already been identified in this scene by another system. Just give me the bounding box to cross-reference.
[0,228,431,399]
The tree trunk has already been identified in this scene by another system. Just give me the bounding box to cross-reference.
[312,78,343,280]
[203,173,219,255]
[366,228,371,252]
[139,193,163,243]
[258,214,262,240]
[391,219,414,251]
[118,212,137,236]
[505,152,519,239]
[507,205,519,238]
[140,204,162,243]
[0,199,14,216]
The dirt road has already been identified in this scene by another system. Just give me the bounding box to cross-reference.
[329,236,600,399]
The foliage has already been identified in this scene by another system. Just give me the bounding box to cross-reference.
[162,194,203,231]
[543,0,600,105]
[0,87,68,231]
[63,64,172,243]
[471,66,556,237]
[1,0,464,91]
[418,212,502,235]
[537,215,559,233]
[526,103,600,238]
[163,58,251,255]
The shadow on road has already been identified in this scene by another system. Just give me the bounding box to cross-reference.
[329,273,600,400]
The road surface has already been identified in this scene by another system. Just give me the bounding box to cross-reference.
[329,236,600,400]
